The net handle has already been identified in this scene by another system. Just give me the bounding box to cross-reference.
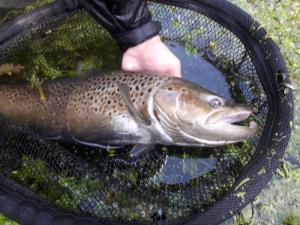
[0,0,79,50]
[0,174,112,225]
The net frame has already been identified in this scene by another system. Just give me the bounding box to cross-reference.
[0,0,294,225]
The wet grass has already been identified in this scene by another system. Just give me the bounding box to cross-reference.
[224,0,300,224]
[0,0,299,224]
[0,214,18,225]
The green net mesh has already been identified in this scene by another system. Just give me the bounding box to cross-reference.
[0,1,293,224]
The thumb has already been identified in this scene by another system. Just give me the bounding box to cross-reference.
[122,54,143,72]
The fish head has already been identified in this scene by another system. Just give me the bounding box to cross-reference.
[152,79,258,146]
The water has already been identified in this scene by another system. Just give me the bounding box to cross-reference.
[167,41,233,100]
[152,156,217,185]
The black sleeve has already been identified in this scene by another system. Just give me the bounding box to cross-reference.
[78,0,161,51]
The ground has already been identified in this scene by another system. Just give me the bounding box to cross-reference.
[0,0,299,224]
[222,0,300,224]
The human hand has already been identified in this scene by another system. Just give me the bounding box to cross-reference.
[122,35,181,77]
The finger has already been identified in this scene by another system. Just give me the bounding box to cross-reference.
[173,66,182,78]
[171,59,182,78]
[122,55,142,72]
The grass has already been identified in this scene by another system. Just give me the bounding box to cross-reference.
[0,0,299,224]
[225,0,300,224]
[0,214,18,225]
[283,214,300,225]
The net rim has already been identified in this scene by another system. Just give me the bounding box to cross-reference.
[0,0,294,225]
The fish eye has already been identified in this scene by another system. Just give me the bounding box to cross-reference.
[209,98,223,108]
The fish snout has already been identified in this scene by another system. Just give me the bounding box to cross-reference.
[220,107,252,124]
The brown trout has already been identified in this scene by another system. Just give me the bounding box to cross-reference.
[0,71,257,156]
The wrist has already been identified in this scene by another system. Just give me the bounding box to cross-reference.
[116,21,161,52]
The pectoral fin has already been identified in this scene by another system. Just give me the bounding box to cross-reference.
[129,144,155,158]
[117,82,151,126]
[71,136,123,150]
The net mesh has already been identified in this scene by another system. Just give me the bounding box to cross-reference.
[0,1,293,225]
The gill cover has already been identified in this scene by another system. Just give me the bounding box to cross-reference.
[153,79,257,146]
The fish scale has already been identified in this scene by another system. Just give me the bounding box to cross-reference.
[0,72,170,144]
[66,72,168,119]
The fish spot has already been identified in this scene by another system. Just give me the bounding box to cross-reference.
[181,88,187,93]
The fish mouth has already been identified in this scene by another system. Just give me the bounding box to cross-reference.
[219,110,252,124]
[217,110,258,131]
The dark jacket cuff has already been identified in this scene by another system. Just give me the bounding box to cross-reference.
[78,0,162,52]
[115,21,161,52]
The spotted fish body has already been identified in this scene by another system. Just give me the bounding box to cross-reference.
[0,71,257,149]
[0,72,170,145]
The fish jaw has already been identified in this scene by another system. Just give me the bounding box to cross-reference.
[175,105,258,146]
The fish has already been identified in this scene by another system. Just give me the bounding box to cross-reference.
[0,71,258,157]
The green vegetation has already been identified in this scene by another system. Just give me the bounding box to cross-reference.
[10,156,103,211]
[0,0,299,224]
[223,1,300,224]
[283,214,300,225]
[25,0,54,9]
[0,214,18,225]
[9,13,122,82]
[3,0,122,87]
[235,205,252,225]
